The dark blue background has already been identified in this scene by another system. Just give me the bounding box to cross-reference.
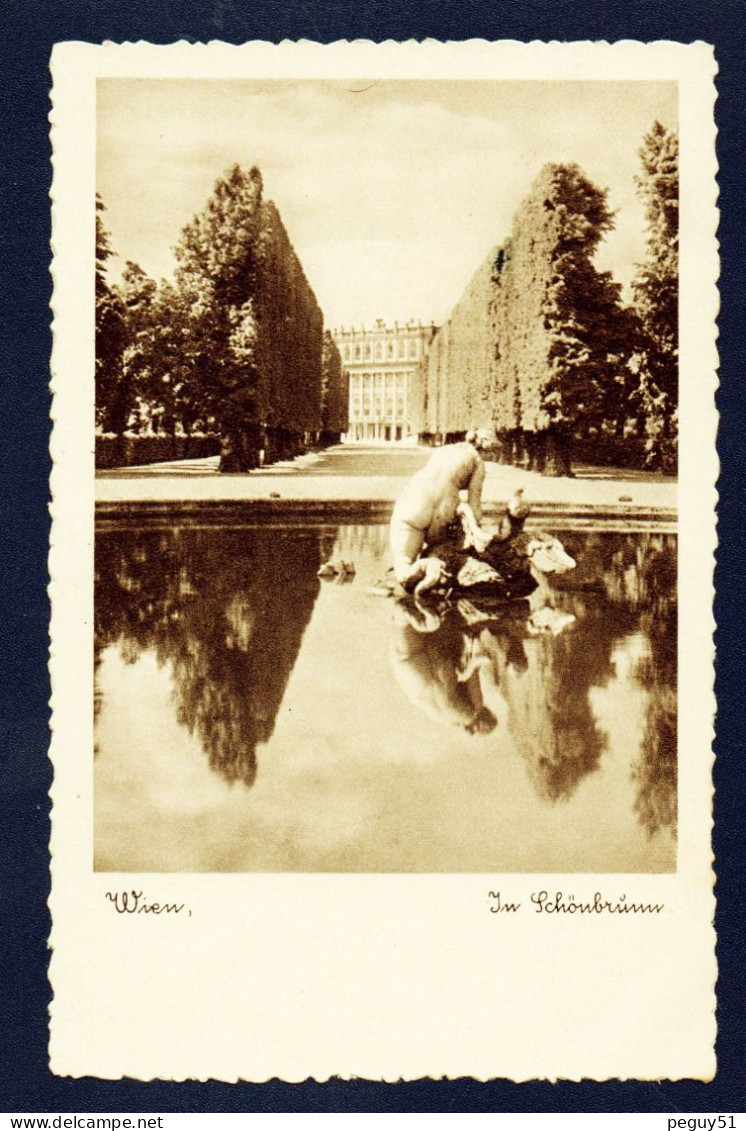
[1,0,743,1113]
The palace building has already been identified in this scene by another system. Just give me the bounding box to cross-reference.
[333,319,438,442]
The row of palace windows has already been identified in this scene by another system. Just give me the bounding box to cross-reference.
[350,371,407,419]
[340,338,421,364]
[351,396,406,420]
[350,371,408,391]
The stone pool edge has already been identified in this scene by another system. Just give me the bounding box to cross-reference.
[95,497,677,534]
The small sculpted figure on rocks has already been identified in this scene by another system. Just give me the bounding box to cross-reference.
[388,431,575,601]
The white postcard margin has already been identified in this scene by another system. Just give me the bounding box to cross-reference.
[49,39,718,1082]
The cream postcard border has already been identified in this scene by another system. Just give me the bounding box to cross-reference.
[49,39,718,1082]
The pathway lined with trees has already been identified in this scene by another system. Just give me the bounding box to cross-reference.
[96,122,678,477]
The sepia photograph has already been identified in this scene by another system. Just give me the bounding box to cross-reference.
[93,76,679,874]
[48,39,718,1082]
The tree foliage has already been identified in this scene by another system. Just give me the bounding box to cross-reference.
[171,165,323,470]
[417,159,670,476]
[95,196,128,432]
[414,247,499,437]
[320,330,348,438]
[118,267,207,436]
[171,165,265,467]
[96,167,329,470]
[95,201,199,438]
[253,200,323,443]
[493,163,629,473]
[631,121,679,472]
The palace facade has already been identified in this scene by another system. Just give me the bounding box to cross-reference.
[333,319,438,442]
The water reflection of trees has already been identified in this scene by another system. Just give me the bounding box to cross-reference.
[488,599,619,801]
[95,524,330,786]
[390,602,499,734]
[95,522,677,831]
[391,531,677,823]
[628,538,677,837]
[550,531,677,832]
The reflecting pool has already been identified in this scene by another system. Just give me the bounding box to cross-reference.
[94,521,677,873]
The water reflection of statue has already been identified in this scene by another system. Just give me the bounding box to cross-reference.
[390,586,617,804]
[95,525,327,786]
[390,600,497,733]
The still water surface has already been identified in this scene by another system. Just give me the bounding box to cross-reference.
[94,522,676,872]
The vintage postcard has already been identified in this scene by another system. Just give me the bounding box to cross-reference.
[49,39,718,1081]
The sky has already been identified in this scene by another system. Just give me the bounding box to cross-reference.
[97,78,677,330]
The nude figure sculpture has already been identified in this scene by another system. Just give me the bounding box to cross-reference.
[389,441,483,590]
[389,433,519,594]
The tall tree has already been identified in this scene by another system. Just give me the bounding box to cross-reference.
[420,247,501,438]
[494,163,627,475]
[253,200,323,451]
[174,165,266,470]
[115,261,158,433]
[172,165,324,470]
[117,270,207,437]
[631,122,679,472]
[95,196,127,432]
[320,330,347,441]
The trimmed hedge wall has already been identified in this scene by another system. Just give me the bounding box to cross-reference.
[96,434,221,470]
[570,433,649,471]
